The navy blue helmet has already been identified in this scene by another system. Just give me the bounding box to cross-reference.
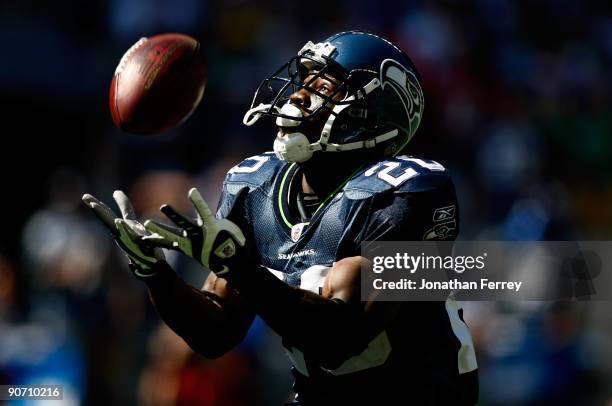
[244,31,425,163]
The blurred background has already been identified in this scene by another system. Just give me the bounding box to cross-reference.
[1,0,612,404]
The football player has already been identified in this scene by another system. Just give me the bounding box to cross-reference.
[84,31,478,405]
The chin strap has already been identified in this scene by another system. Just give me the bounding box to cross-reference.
[323,129,398,152]
[243,103,281,126]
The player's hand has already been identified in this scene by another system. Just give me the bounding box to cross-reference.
[143,187,249,279]
[82,191,166,279]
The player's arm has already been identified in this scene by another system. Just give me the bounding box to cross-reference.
[144,264,255,358]
[232,256,398,369]
[142,187,400,368]
[82,191,254,359]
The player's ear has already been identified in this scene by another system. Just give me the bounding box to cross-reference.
[225,187,250,223]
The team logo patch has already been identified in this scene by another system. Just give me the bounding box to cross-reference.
[423,221,457,240]
[291,222,308,242]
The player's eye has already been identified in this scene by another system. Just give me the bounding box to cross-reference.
[318,81,337,96]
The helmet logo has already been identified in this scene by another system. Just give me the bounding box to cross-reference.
[380,59,424,134]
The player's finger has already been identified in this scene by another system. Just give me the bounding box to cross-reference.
[113,190,137,220]
[188,188,215,225]
[143,219,184,248]
[141,234,176,249]
[82,193,101,207]
[84,200,119,235]
[160,204,195,229]
[115,218,139,240]
[144,219,184,236]
[83,193,117,217]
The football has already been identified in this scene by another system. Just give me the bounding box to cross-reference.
[109,33,207,135]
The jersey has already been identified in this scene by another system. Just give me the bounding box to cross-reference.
[216,152,478,405]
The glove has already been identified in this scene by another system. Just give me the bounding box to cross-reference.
[82,191,166,279]
[143,187,249,279]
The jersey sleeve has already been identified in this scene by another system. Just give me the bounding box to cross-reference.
[359,176,460,243]
[215,185,236,219]
[215,152,282,219]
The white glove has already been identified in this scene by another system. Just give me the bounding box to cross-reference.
[82,191,165,278]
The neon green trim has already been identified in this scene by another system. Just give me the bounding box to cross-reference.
[277,163,297,228]
[278,162,364,228]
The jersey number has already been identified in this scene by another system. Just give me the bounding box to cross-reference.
[364,157,445,187]
[228,155,269,174]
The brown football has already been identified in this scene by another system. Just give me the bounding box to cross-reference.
[109,33,207,135]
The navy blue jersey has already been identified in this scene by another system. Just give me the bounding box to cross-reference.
[217,153,478,405]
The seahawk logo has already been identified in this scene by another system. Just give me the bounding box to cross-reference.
[379,59,424,126]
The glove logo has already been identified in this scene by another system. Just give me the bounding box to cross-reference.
[215,238,236,259]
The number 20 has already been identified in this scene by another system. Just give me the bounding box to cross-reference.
[364,157,445,187]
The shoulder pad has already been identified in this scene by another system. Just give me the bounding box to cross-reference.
[224,152,284,192]
[344,156,451,199]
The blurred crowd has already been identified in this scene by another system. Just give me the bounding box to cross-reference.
[1,0,611,404]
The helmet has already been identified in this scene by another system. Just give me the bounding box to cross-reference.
[243,30,425,163]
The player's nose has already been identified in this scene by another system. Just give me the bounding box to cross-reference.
[289,88,311,110]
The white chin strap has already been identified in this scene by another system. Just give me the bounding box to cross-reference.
[243,103,280,126]
[273,131,315,163]
[272,104,319,163]
[245,77,399,163]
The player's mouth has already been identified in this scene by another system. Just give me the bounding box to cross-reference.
[275,102,333,143]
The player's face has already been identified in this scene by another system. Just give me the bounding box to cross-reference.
[289,72,343,112]
[282,71,345,141]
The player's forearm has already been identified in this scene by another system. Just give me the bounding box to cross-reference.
[143,262,250,358]
[230,266,368,368]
